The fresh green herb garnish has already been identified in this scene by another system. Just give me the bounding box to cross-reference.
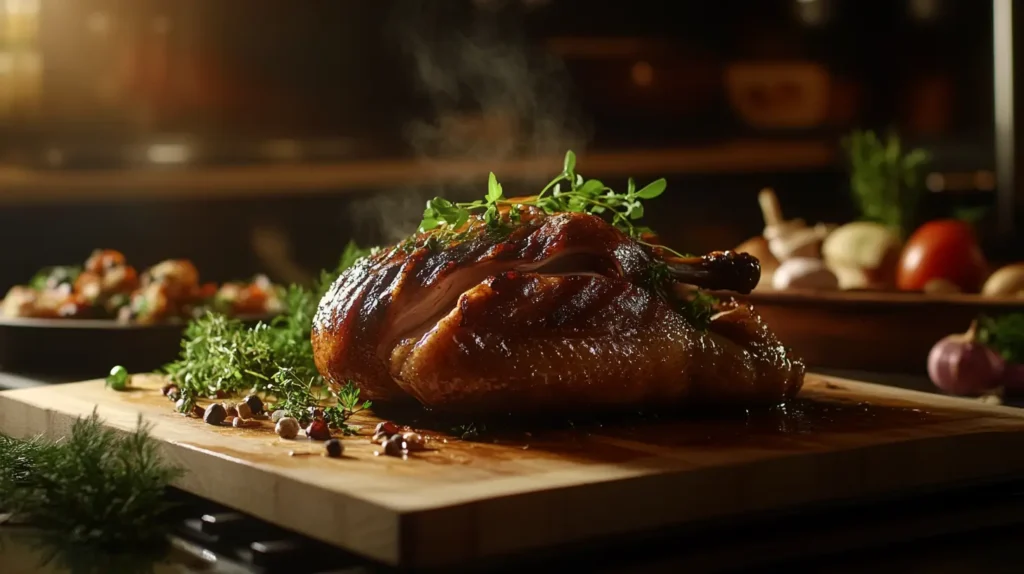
[28,265,81,291]
[418,150,680,256]
[844,129,930,239]
[159,241,374,432]
[0,410,184,550]
[105,365,131,391]
[646,261,718,330]
[977,313,1024,364]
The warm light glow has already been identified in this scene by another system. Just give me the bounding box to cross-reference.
[147,144,191,165]
[6,0,40,15]
[86,11,111,35]
[631,61,654,87]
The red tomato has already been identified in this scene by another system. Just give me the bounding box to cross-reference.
[896,219,988,292]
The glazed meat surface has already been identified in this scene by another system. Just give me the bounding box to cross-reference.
[312,208,804,414]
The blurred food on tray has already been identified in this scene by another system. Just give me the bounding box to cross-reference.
[1,249,284,324]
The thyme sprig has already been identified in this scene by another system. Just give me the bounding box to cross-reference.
[160,242,374,432]
[419,150,684,257]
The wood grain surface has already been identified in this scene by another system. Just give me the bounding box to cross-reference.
[2,374,1024,568]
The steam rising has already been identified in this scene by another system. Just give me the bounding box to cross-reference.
[348,0,591,244]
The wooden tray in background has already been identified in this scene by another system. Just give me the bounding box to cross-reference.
[0,314,273,380]
[3,374,1024,569]
[729,289,1024,375]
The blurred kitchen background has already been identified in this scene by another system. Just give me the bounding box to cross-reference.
[0,0,1010,288]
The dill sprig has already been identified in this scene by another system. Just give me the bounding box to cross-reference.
[419,150,682,257]
[0,410,184,550]
[844,129,930,239]
[160,241,373,430]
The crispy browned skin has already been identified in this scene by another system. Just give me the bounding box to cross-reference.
[311,209,803,413]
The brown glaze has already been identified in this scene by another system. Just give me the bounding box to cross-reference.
[312,210,799,414]
[664,251,761,295]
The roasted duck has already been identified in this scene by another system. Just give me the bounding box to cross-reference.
[312,203,805,415]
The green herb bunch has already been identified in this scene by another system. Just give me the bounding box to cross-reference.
[977,313,1024,364]
[419,150,682,257]
[0,411,184,550]
[844,130,931,239]
[420,150,718,328]
[161,242,373,429]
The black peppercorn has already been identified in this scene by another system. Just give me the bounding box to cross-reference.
[325,439,344,458]
[203,403,227,426]
[244,394,264,415]
[383,434,408,458]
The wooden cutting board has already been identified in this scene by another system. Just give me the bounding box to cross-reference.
[2,374,1024,569]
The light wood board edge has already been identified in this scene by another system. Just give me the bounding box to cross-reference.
[3,374,1024,568]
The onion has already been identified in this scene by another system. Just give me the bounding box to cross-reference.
[1001,362,1024,392]
[927,322,1006,396]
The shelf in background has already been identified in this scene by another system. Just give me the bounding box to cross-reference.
[0,140,836,203]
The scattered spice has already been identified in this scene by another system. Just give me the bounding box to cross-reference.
[382,434,408,458]
[324,439,344,458]
[244,394,265,415]
[402,431,425,451]
[236,402,253,420]
[305,418,331,441]
[190,405,205,418]
[233,417,259,429]
[223,403,238,418]
[275,417,300,439]
[105,365,131,391]
[224,416,236,427]
[203,403,227,426]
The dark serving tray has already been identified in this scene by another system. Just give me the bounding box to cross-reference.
[0,315,270,380]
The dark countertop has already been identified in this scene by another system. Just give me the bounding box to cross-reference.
[2,368,1023,573]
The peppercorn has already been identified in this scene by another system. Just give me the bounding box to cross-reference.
[244,394,265,415]
[233,417,259,429]
[271,409,289,423]
[203,403,227,425]
[222,403,238,418]
[402,431,426,451]
[305,418,331,441]
[236,402,253,420]
[383,434,408,458]
[105,365,131,391]
[325,439,344,458]
[275,417,300,439]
